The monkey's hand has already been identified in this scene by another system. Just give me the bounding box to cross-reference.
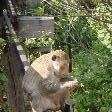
[41,79,60,94]
[60,79,79,89]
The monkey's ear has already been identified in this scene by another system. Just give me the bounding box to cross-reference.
[52,55,57,61]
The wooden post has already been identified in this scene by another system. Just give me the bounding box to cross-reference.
[67,24,72,73]
[64,99,75,112]
[0,0,7,37]
[5,42,26,112]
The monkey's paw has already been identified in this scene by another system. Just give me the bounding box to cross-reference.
[60,80,78,89]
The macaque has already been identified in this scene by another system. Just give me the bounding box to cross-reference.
[22,50,79,112]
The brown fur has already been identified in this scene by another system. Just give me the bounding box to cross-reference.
[31,50,69,78]
[22,50,78,112]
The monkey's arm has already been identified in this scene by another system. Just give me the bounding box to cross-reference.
[41,79,60,93]
[60,79,79,89]
[41,78,79,94]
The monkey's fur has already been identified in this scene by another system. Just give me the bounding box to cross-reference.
[22,50,79,112]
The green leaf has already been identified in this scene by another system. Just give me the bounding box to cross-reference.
[0,74,7,81]
[100,107,108,112]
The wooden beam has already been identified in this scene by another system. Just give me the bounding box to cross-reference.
[67,34,72,72]
[3,9,30,71]
[0,17,4,37]
[6,42,26,112]
[0,0,7,13]
[29,46,51,52]
[3,9,29,112]
[17,16,54,39]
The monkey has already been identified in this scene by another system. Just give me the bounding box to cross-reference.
[22,50,79,112]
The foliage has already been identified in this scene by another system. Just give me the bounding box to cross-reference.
[26,5,45,16]
[25,38,54,62]
[42,0,112,112]
[0,102,11,112]
[0,38,8,111]
[21,0,112,111]
[72,47,112,112]
[0,38,7,93]
[0,0,112,112]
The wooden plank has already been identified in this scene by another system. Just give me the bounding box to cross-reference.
[3,9,29,112]
[0,16,4,36]
[3,42,26,112]
[29,46,51,52]
[0,0,7,12]
[3,9,30,71]
[8,42,26,112]
[17,16,54,39]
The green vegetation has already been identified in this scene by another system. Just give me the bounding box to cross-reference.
[44,1,112,111]
[0,0,112,112]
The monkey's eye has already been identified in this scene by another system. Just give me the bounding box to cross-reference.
[52,55,57,61]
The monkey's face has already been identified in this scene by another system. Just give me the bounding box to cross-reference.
[51,54,69,78]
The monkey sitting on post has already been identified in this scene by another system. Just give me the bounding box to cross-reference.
[22,50,79,112]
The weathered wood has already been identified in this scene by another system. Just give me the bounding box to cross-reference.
[17,16,54,39]
[0,0,7,13]
[29,46,51,52]
[67,24,72,72]
[3,9,29,112]
[0,0,6,37]
[4,42,26,112]
[6,59,17,112]
[0,17,4,36]
[3,9,30,71]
